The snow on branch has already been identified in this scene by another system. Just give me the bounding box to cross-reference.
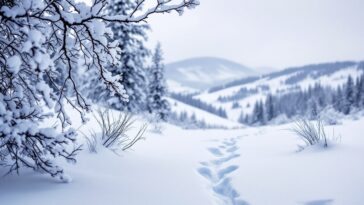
[120,0,200,22]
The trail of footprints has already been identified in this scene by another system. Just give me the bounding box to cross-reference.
[198,136,249,205]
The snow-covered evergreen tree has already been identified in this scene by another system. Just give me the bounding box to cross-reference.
[359,74,364,107]
[85,0,150,112]
[333,86,344,112]
[354,74,364,108]
[147,43,170,121]
[251,100,265,125]
[343,76,355,114]
[218,107,228,118]
[238,111,245,124]
[232,101,241,109]
[307,98,319,119]
[265,94,275,121]
[108,0,150,112]
[259,100,266,124]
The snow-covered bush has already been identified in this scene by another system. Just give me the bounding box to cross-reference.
[84,109,147,153]
[0,0,198,180]
[319,106,343,125]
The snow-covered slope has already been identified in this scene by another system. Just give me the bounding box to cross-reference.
[168,97,242,128]
[166,57,257,91]
[2,115,364,205]
[196,61,364,120]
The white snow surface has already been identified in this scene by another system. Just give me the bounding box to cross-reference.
[1,106,364,205]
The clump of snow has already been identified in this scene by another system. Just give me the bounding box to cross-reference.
[60,174,73,183]
[7,55,22,74]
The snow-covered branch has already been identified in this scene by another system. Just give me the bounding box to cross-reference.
[0,0,198,180]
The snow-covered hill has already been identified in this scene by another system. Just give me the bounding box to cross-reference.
[165,57,257,91]
[195,61,364,121]
[166,61,364,124]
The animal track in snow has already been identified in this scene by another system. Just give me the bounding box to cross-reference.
[197,136,249,205]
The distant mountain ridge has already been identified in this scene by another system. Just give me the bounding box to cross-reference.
[165,57,257,90]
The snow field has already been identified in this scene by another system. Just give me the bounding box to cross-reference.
[1,113,363,205]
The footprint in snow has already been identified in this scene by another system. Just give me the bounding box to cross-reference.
[222,139,236,147]
[226,146,239,153]
[197,136,249,205]
[197,167,213,181]
[217,165,239,180]
[212,178,239,200]
[208,147,224,157]
[212,153,240,166]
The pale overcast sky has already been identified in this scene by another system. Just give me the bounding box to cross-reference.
[147,0,364,69]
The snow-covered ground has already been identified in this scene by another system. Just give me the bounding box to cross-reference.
[1,113,363,205]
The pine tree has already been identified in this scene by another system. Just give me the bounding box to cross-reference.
[342,76,355,114]
[238,111,245,124]
[265,94,275,121]
[333,86,343,112]
[251,101,260,124]
[147,43,170,121]
[251,100,265,125]
[107,0,150,112]
[180,111,188,122]
[232,101,240,109]
[191,113,197,122]
[360,75,364,107]
[258,100,266,124]
[354,75,364,108]
[307,98,319,119]
[218,107,228,118]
